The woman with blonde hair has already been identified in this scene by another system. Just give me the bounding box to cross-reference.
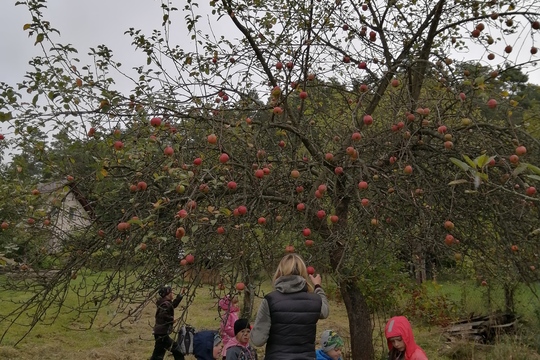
[250,253,329,359]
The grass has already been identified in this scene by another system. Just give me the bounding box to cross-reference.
[0,274,539,359]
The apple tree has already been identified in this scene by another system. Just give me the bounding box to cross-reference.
[1,0,540,358]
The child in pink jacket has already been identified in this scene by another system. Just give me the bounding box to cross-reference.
[219,295,239,357]
[385,316,428,360]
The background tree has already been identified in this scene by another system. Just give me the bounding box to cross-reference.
[1,0,540,359]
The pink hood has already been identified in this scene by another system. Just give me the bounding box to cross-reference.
[219,296,239,312]
[385,316,427,360]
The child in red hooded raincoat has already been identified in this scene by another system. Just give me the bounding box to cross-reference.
[384,316,428,360]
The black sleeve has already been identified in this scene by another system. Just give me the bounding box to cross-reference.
[172,294,183,308]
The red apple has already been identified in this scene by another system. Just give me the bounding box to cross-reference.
[391,79,400,87]
[207,134,217,144]
[227,181,237,190]
[238,205,247,215]
[526,186,537,196]
[363,114,373,125]
[358,181,368,190]
[185,254,195,263]
[1,221,8,230]
[137,181,148,191]
[117,222,130,232]
[318,184,327,193]
[273,107,283,115]
[276,61,283,70]
[515,146,527,156]
[150,117,162,127]
[180,259,188,266]
[351,132,362,141]
[219,153,230,164]
[509,154,519,164]
[299,91,308,99]
[444,221,455,230]
[404,165,413,174]
[305,239,314,247]
[316,210,326,220]
[296,186,304,193]
[437,125,447,134]
[487,99,497,109]
[177,209,188,218]
[361,198,369,207]
[285,245,295,253]
[325,153,334,161]
[217,226,226,234]
[307,266,315,275]
[334,167,344,175]
[330,215,339,223]
[113,141,124,150]
[236,282,245,291]
[257,217,266,225]
[87,127,96,137]
[164,146,174,156]
[302,228,311,237]
[296,203,306,211]
[193,157,202,166]
[444,234,454,246]
[291,169,300,178]
[255,169,264,178]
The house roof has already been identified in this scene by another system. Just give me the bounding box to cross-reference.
[37,180,95,219]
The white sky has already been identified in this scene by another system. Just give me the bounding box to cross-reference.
[0,0,171,87]
[0,1,539,93]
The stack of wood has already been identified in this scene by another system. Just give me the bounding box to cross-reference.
[442,313,517,344]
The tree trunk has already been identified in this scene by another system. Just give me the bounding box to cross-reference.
[340,279,374,360]
[503,284,515,314]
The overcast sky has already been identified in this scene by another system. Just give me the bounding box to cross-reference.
[1,1,539,90]
[0,0,174,87]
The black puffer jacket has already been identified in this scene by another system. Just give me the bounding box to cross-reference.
[153,294,183,335]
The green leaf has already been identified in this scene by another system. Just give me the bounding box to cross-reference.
[525,174,540,182]
[448,179,468,186]
[191,225,198,233]
[527,164,540,176]
[0,112,13,122]
[475,154,490,168]
[462,155,476,169]
[220,208,232,216]
[450,158,471,172]
[23,23,31,30]
[34,33,44,45]
[512,163,528,177]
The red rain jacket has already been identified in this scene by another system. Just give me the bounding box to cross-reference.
[384,316,428,360]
